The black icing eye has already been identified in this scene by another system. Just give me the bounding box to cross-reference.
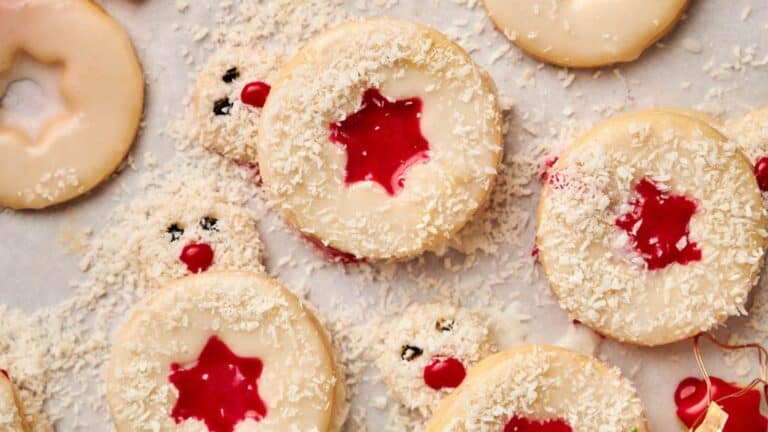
[436,318,455,332]
[213,98,233,116]
[400,345,423,362]
[222,67,240,83]
[200,216,219,231]
[166,223,184,242]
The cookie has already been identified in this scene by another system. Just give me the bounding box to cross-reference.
[726,108,768,193]
[257,18,503,260]
[0,0,143,209]
[376,304,496,416]
[0,370,28,432]
[537,110,767,346]
[189,47,281,162]
[106,271,347,432]
[482,0,689,67]
[425,345,648,432]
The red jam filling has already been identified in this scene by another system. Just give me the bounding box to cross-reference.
[240,81,271,108]
[615,178,701,270]
[753,156,768,192]
[675,376,768,432]
[0,369,7,379]
[504,415,573,432]
[423,356,466,390]
[169,336,267,432]
[539,156,559,182]
[179,243,215,273]
[302,234,360,264]
[329,88,430,196]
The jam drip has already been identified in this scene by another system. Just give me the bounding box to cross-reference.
[675,376,768,432]
[169,336,267,432]
[303,234,360,264]
[329,88,430,196]
[180,243,215,273]
[423,356,466,390]
[753,156,768,192]
[504,415,573,432]
[615,178,701,270]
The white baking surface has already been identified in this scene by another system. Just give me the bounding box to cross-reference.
[1,0,768,430]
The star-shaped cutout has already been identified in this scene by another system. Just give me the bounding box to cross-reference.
[675,376,768,432]
[169,336,267,432]
[329,88,430,196]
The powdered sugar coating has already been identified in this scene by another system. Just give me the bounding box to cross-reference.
[0,372,27,432]
[106,271,347,432]
[189,47,281,162]
[376,304,496,417]
[425,345,648,432]
[257,18,503,260]
[537,110,767,346]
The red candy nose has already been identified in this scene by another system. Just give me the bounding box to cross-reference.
[240,81,271,108]
[423,356,466,390]
[180,243,214,273]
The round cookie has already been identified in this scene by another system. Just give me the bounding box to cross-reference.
[376,304,497,417]
[132,192,266,288]
[189,47,281,162]
[537,110,767,346]
[425,345,648,432]
[0,371,27,432]
[0,0,143,209]
[106,271,347,432]
[257,18,503,260]
[482,0,689,68]
[726,108,768,193]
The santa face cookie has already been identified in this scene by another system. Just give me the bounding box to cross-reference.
[482,0,689,68]
[257,18,503,260]
[537,110,767,346]
[425,345,648,432]
[106,272,347,432]
[190,47,281,162]
[0,370,28,432]
[376,304,496,416]
[0,0,143,209]
[133,194,265,288]
[726,108,768,194]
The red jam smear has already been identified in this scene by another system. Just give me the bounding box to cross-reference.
[180,243,215,273]
[675,376,768,432]
[423,356,466,390]
[169,336,267,432]
[240,81,271,108]
[504,415,573,432]
[615,178,701,270]
[539,156,559,182]
[302,234,361,264]
[754,156,768,192]
[329,88,430,196]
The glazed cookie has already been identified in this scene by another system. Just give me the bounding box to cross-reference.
[425,345,648,432]
[106,272,347,432]
[482,0,689,67]
[376,304,497,416]
[0,370,28,432]
[726,108,768,193]
[537,110,767,346]
[0,0,143,209]
[258,18,503,260]
[189,47,280,162]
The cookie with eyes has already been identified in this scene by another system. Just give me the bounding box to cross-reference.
[106,271,347,432]
[376,304,497,417]
[0,370,29,432]
[257,18,503,260]
[425,345,648,432]
[537,110,767,346]
[190,47,281,162]
[134,194,265,287]
[726,108,768,194]
[482,0,689,68]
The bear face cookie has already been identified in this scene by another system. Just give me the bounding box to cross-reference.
[189,47,281,162]
[537,110,767,346]
[0,370,28,432]
[376,304,497,417]
[257,18,503,260]
[106,272,347,432]
[482,0,689,68]
[425,345,648,432]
